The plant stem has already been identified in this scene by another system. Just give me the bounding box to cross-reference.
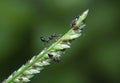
[3,9,89,83]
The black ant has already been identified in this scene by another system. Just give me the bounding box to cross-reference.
[71,16,79,30]
[71,16,79,27]
[71,16,86,30]
[48,54,61,63]
[40,34,60,44]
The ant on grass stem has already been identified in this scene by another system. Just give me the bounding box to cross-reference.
[40,33,61,44]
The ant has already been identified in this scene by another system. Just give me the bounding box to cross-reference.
[71,16,79,27]
[71,16,86,30]
[48,54,61,63]
[71,16,79,30]
[40,34,60,44]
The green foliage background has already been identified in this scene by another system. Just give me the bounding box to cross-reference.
[0,0,120,83]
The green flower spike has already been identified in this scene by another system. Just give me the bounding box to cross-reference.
[2,9,89,83]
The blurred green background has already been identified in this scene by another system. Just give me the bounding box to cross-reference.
[0,0,120,83]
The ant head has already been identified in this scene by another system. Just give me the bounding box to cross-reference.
[48,54,53,58]
[40,36,46,42]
